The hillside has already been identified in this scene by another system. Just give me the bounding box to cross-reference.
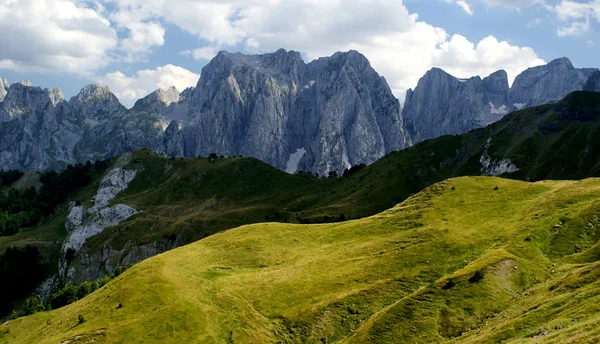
[3,176,600,343]
[2,91,600,289]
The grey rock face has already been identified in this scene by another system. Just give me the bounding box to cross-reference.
[0,77,8,102]
[70,84,125,121]
[402,68,510,143]
[584,71,600,92]
[403,57,598,144]
[47,87,64,106]
[0,54,596,176]
[183,49,407,175]
[18,80,34,87]
[163,120,184,157]
[60,162,138,283]
[132,86,193,123]
[70,239,177,285]
[508,57,596,107]
[480,138,518,176]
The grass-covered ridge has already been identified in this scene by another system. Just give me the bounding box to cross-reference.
[4,176,600,343]
[88,91,600,255]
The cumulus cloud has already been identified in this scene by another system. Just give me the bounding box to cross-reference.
[121,0,542,99]
[180,46,222,61]
[98,65,199,108]
[101,0,245,46]
[0,0,548,102]
[0,0,117,75]
[432,35,544,85]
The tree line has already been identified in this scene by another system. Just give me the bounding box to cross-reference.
[0,160,109,236]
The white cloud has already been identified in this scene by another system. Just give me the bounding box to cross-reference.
[554,0,600,36]
[145,0,542,99]
[555,0,600,21]
[526,17,543,27]
[0,0,548,103]
[557,19,591,36]
[101,0,245,46]
[432,35,544,85]
[0,0,117,75]
[98,65,199,108]
[181,46,222,61]
[457,0,474,15]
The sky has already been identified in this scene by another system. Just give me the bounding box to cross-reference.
[0,0,599,107]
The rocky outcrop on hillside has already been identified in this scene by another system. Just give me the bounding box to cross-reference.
[60,155,138,283]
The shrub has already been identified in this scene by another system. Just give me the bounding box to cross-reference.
[23,297,45,315]
[78,314,86,325]
[469,270,485,283]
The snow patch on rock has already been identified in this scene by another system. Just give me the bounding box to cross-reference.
[513,103,526,110]
[303,80,316,89]
[489,101,509,115]
[285,148,306,174]
[480,138,519,176]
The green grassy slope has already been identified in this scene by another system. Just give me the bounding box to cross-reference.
[81,91,600,258]
[4,176,600,343]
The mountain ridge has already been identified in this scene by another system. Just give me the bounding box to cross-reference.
[0,53,598,175]
[403,56,598,143]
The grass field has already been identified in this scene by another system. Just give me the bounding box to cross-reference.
[3,176,600,343]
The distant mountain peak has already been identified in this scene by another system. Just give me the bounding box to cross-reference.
[0,77,8,102]
[47,87,64,105]
[17,80,34,87]
[71,84,119,104]
[133,86,181,110]
[548,57,573,69]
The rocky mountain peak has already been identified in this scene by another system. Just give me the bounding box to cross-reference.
[202,49,304,86]
[0,82,53,122]
[402,68,512,143]
[47,87,64,106]
[508,58,596,106]
[0,77,8,102]
[17,80,34,87]
[72,84,118,104]
[69,84,124,119]
[483,70,509,90]
[547,57,574,69]
[134,86,181,109]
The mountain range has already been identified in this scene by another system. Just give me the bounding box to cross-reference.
[0,50,598,175]
[2,85,600,342]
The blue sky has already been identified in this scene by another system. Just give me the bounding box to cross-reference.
[0,0,599,107]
